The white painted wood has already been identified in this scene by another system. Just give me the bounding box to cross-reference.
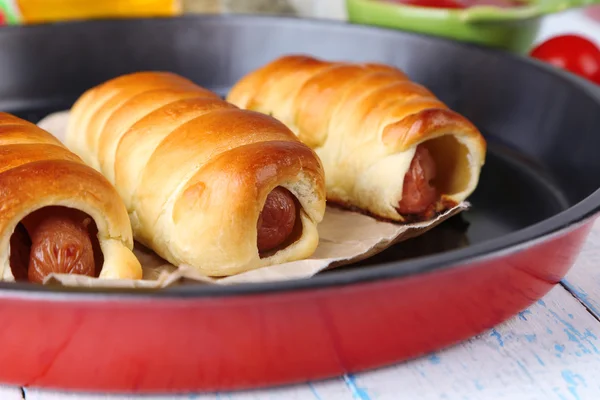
[0,386,23,400]
[562,218,600,320]
[20,388,215,400]
[220,382,348,400]
[23,282,600,400]
[22,384,346,400]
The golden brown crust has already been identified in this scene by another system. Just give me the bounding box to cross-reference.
[228,55,328,112]
[382,108,487,155]
[0,123,65,147]
[66,72,326,276]
[98,87,214,182]
[227,54,487,222]
[68,71,216,171]
[0,113,141,281]
[114,96,237,208]
[0,143,81,175]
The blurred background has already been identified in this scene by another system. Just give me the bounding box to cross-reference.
[0,0,599,84]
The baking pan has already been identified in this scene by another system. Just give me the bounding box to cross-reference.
[0,14,599,394]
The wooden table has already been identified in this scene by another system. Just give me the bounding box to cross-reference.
[0,217,597,400]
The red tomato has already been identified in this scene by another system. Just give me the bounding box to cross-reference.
[0,11,5,25]
[530,35,600,85]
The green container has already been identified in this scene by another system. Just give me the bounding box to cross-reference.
[346,0,600,53]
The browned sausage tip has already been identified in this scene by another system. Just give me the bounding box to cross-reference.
[24,209,96,284]
[257,187,297,253]
[397,144,438,215]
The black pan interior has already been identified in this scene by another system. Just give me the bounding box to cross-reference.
[0,15,599,294]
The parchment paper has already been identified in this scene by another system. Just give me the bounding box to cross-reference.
[36,111,469,288]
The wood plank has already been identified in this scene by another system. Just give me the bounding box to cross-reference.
[22,382,358,400]
[22,388,215,400]
[22,382,359,400]
[0,386,23,400]
[562,218,600,319]
[217,382,349,400]
[22,383,348,400]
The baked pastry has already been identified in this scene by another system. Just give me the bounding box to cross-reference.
[66,72,326,277]
[227,55,487,222]
[0,113,141,283]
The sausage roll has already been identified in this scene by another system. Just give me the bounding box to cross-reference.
[227,55,487,222]
[0,113,141,283]
[65,72,326,277]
